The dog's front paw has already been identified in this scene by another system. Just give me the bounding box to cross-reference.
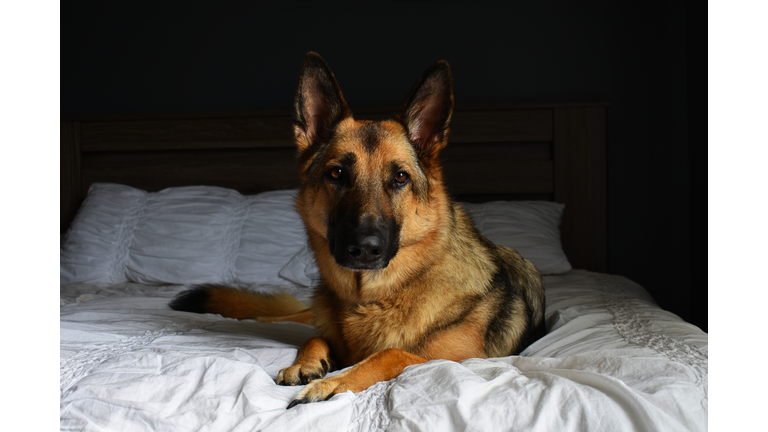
[277,358,331,386]
[286,375,350,409]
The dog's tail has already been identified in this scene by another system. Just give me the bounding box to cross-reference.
[169,285,313,324]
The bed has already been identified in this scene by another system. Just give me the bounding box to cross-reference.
[60,103,707,431]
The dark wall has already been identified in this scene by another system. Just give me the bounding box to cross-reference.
[63,1,702,331]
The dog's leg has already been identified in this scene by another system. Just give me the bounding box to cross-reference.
[277,337,333,386]
[287,348,427,408]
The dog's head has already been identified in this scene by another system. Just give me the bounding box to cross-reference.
[293,52,453,272]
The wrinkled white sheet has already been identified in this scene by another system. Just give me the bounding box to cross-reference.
[60,270,707,431]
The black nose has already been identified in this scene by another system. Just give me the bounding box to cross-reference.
[329,215,397,270]
[347,234,384,262]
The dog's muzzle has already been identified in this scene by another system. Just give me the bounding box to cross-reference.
[328,218,398,270]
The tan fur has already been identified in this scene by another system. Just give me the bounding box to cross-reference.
[278,337,333,387]
[254,308,314,325]
[205,288,308,320]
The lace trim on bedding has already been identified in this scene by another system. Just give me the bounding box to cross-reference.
[60,325,187,400]
[348,379,394,432]
[600,276,707,367]
[597,273,708,408]
[108,192,148,284]
[220,195,249,284]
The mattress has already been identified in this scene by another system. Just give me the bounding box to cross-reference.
[60,270,707,432]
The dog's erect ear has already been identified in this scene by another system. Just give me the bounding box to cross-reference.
[396,61,454,158]
[294,52,351,153]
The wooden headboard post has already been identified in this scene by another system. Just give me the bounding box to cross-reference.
[61,121,82,235]
[60,103,607,272]
[554,107,607,272]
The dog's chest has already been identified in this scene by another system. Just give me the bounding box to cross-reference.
[340,300,423,358]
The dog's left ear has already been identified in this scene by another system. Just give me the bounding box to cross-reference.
[397,60,454,158]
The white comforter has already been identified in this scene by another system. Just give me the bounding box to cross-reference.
[60,270,708,431]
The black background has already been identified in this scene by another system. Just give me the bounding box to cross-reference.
[62,1,704,331]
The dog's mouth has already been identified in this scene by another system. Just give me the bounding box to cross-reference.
[336,257,391,271]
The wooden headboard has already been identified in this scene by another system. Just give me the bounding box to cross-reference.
[61,102,607,272]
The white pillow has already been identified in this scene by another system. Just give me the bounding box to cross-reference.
[61,183,571,287]
[459,201,571,275]
[60,183,307,286]
[278,244,321,287]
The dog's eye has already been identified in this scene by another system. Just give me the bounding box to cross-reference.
[394,171,410,185]
[328,166,343,180]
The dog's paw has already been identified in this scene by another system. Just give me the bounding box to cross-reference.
[277,358,330,386]
[286,375,350,409]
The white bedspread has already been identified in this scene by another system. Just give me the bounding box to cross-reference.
[60,270,707,431]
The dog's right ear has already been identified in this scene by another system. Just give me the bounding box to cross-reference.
[294,52,351,154]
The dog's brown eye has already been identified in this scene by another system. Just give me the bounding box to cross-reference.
[394,171,409,184]
[329,167,343,180]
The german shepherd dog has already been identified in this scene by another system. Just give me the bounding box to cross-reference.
[170,52,546,408]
